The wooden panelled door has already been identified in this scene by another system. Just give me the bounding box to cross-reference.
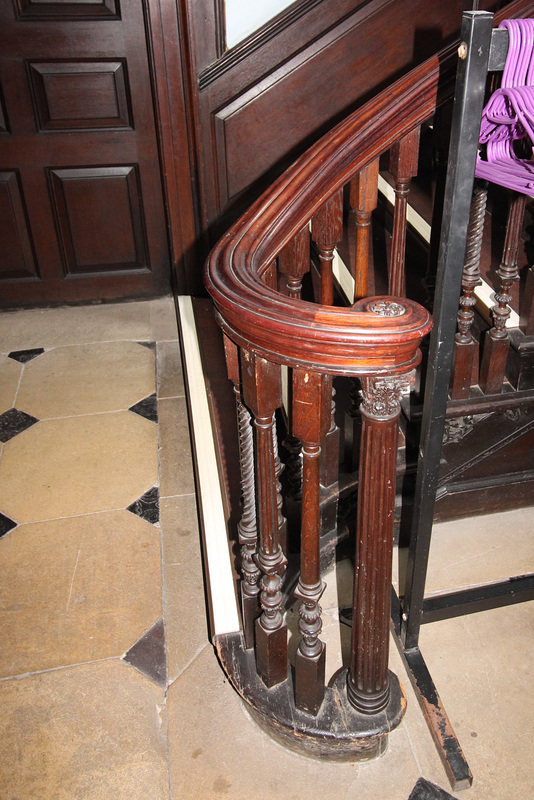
[0,0,172,307]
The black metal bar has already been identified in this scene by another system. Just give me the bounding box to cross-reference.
[391,590,473,792]
[421,574,534,624]
[401,11,496,651]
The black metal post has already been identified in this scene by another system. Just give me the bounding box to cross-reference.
[401,11,496,651]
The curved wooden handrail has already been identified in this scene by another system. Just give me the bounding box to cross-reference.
[205,0,532,376]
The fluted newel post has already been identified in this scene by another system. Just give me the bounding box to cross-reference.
[292,369,332,714]
[347,371,412,714]
[311,188,344,305]
[223,336,260,649]
[349,158,379,301]
[389,127,420,297]
[480,192,527,394]
[278,226,310,299]
[450,181,487,399]
[240,349,288,687]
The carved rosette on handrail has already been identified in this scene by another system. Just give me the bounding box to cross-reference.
[204,27,437,761]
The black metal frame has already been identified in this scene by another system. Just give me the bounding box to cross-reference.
[394,11,534,792]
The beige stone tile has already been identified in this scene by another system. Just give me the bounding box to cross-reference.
[16,342,155,419]
[156,340,185,399]
[0,301,154,351]
[167,645,421,800]
[0,412,158,523]
[0,660,169,799]
[158,397,195,498]
[0,510,161,677]
[160,496,209,681]
[425,508,534,594]
[0,354,22,414]
[150,296,179,342]
[419,602,534,800]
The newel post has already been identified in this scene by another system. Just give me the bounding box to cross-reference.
[347,371,413,713]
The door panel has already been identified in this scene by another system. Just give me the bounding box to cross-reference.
[0,0,171,307]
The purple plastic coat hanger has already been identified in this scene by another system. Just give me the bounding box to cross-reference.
[475,18,534,195]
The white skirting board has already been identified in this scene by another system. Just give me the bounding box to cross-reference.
[177,296,241,638]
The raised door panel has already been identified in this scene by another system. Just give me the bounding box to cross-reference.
[14,0,120,20]
[0,0,172,307]
[49,166,148,275]
[28,60,133,131]
[0,170,39,280]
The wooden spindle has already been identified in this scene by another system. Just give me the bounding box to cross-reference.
[278,226,310,299]
[311,188,344,305]
[263,259,279,291]
[319,383,340,535]
[223,335,260,648]
[480,192,527,394]
[240,349,288,687]
[347,372,413,714]
[389,127,421,297]
[349,158,380,301]
[292,369,332,714]
[450,182,487,399]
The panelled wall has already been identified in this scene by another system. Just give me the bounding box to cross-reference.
[180,0,503,293]
[1,0,504,304]
[0,0,175,307]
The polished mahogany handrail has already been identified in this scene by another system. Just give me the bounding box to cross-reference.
[205,0,532,377]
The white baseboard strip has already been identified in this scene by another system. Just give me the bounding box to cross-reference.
[177,296,241,639]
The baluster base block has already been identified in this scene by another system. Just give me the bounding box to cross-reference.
[216,631,406,762]
[241,594,261,650]
[294,644,326,715]
[255,618,288,688]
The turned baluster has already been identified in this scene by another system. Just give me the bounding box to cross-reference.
[480,192,527,394]
[450,182,487,399]
[347,370,413,714]
[389,127,421,297]
[240,349,288,687]
[292,369,332,714]
[319,383,340,535]
[278,226,310,299]
[223,336,260,649]
[349,158,380,301]
[311,188,344,305]
[264,259,279,291]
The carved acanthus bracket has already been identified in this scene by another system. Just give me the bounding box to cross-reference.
[360,371,415,421]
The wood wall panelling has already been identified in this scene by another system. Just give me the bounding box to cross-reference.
[49,166,148,275]
[0,85,8,133]
[0,170,39,280]
[14,0,120,21]
[196,0,503,246]
[28,60,133,131]
[0,0,176,306]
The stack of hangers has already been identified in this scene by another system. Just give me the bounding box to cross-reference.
[476,18,534,195]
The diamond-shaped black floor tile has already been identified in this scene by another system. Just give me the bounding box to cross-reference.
[129,393,157,423]
[126,485,159,524]
[123,618,167,688]
[0,408,39,443]
[408,778,459,800]
[8,348,45,363]
[0,513,18,538]
[137,341,156,351]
